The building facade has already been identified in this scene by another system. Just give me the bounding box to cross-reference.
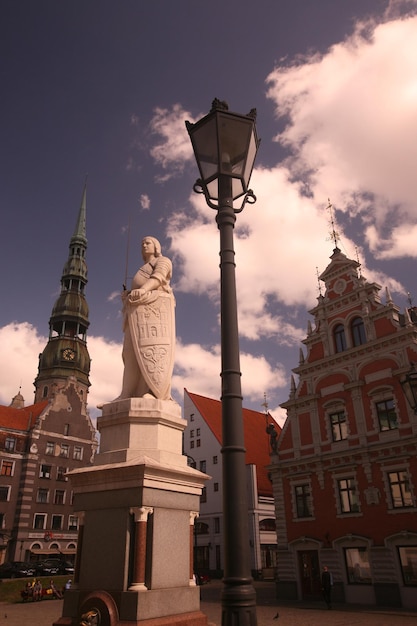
[269,246,417,610]
[0,184,97,564]
[183,389,279,579]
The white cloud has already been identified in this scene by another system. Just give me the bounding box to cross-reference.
[0,324,286,420]
[149,104,197,181]
[173,339,288,405]
[0,322,46,405]
[167,164,401,344]
[265,12,417,257]
[139,194,150,210]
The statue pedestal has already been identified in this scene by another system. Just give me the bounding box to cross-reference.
[54,398,208,626]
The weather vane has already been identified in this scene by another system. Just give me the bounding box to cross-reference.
[326,199,340,249]
[355,246,362,278]
[261,392,269,414]
[316,266,322,296]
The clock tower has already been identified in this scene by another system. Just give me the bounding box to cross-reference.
[34,182,91,403]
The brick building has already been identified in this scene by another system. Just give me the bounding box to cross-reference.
[183,389,280,579]
[269,246,417,610]
[0,184,97,564]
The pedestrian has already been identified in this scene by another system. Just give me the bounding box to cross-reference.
[50,579,63,599]
[321,565,333,609]
[33,579,43,601]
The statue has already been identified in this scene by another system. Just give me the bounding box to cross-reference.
[116,236,175,401]
[266,423,278,453]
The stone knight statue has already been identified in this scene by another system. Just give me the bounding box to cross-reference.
[116,236,175,401]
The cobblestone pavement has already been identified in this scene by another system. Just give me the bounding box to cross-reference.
[1,581,416,626]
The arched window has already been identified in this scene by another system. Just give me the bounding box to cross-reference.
[259,518,276,532]
[351,317,366,346]
[334,324,347,353]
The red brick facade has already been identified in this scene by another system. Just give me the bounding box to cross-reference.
[270,247,417,609]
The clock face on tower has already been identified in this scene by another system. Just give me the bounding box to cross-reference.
[62,348,76,361]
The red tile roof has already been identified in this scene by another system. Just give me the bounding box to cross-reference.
[185,390,281,497]
[0,400,49,431]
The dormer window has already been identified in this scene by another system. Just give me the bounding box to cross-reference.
[351,317,366,347]
[334,324,347,353]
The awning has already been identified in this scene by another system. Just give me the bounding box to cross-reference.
[30,549,76,555]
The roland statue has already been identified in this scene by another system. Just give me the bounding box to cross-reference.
[116,235,175,401]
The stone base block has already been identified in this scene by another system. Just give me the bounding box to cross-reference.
[95,398,187,468]
[54,589,208,626]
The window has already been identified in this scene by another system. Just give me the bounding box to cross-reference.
[57,466,67,481]
[200,487,207,503]
[196,428,200,436]
[214,482,219,492]
[200,460,206,473]
[196,439,201,447]
[37,488,49,504]
[51,515,63,530]
[294,484,312,518]
[334,324,347,353]
[54,490,65,505]
[1,460,14,476]
[73,446,83,460]
[0,486,10,502]
[190,430,194,438]
[213,455,218,464]
[46,441,55,455]
[338,478,360,513]
[214,517,220,533]
[39,464,52,479]
[344,547,372,584]
[5,437,16,452]
[190,441,195,449]
[330,411,348,441]
[64,423,70,436]
[34,513,47,530]
[376,399,398,431]
[388,471,413,508]
[68,515,79,531]
[190,413,195,422]
[60,444,69,458]
[398,546,417,586]
[351,317,366,346]
[259,518,276,531]
[0,513,4,529]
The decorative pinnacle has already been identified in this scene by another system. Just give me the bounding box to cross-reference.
[261,392,269,414]
[326,199,340,250]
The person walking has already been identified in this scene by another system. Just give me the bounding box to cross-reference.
[321,565,333,609]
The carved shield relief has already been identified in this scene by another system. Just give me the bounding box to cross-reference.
[127,292,175,399]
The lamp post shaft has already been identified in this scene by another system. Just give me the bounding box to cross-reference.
[216,173,257,626]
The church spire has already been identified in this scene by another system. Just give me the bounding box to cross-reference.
[34,182,91,403]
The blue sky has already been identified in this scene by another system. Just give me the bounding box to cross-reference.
[2,0,417,423]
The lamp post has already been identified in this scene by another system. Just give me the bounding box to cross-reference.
[400,363,417,414]
[186,99,260,626]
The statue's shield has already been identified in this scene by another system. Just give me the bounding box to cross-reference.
[128,292,175,399]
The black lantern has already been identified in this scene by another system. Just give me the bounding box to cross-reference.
[186,100,259,626]
[186,99,260,209]
[400,363,417,414]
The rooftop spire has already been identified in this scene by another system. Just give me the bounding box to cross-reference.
[71,176,87,247]
[327,198,340,251]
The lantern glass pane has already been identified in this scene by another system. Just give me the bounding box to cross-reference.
[244,130,258,187]
[191,116,219,183]
[218,114,251,178]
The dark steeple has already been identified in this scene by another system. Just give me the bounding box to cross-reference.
[34,182,91,403]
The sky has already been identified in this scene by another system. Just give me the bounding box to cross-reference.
[2,0,417,425]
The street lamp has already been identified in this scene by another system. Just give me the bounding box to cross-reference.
[186,99,260,626]
[400,363,417,414]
